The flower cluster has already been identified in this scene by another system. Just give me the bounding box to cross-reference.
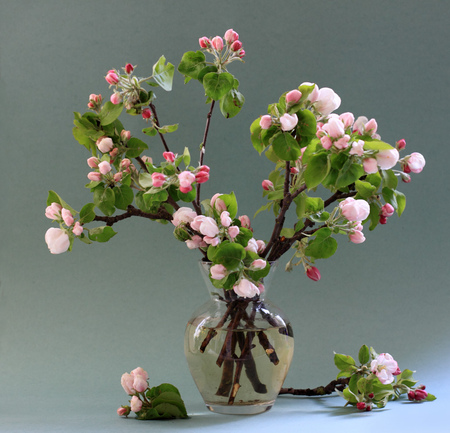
[198,28,245,67]
[118,367,188,420]
[334,345,435,411]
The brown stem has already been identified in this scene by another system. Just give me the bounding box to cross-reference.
[200,301,234,353]
[228,331,253,405]
[279,377,349,396]
[149,103,170,153]
[257,331,279,365]
[93,205,172,226]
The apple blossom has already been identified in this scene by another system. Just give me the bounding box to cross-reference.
[339,112,355,129]
[251,259,267,270]
[117,406,130,417]
[334,135,350,150]
[131,367,149,380]
[96,136,114,153]
[339,197,370,222]
[72,221,83,236]
[227,226,240,239]
[87,172,102,182]
[220,211,232,227]
[262,179,274,191]
[363,158,378,174]
[210,264,227,280]
[320,136,333,150]
[211,36,224,51]
[171,207,197,227]
[61,208,74,226]
[185,235,207,249]
[211,193,227,212]
[45,202,62,220]
[178,170,196,193]
[245,238,258,253]
[285,89,302,105]
[322,117,345,138]
[195,170,209,184]
[130,396,142,413]
[132,375,147,393]
[370,353,401,385]
[379,215,387,225]
[199,37,211,49]
[204,236,220,246]
[238,49,245,58]
[396,138,406,150]
[199,217,220,237]
[349,140,365,156]
[376,148,399,170]
[349,230,365,244]
[105,70,119,85]
[151,172,166,187]
[121,130,131,141]
[301,81,319,103]
[224,29,239,44]
[306,266,321,281]
[230,40,243,52]
[87,157,99,168]
[406,152,426,173]
[260,115,272,130]
[110,92,121,105]
[120,158,131,170]
[120,373,135,395]
[238,215,251,229]
[280,113,298,131]
[313,87,341,116]
[256,240,266,253]
[381,203,395,217]
[408,388,428,402]
[356,402,367,411]
[142,108,152,119]
[114,172,123,182]
[233,278,260,298]
[98,161,112,175]
[45,228,70,254]
[364,118,378,135]
[163,151,176,162]
[124,63,134,74]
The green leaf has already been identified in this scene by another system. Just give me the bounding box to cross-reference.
[79,203,96,224]
[220,88,245,118]
[197,65,219,82]
[395,190,406,216]
[220,192,238,219]
[202,72,234,101]
[158,124,178,134]
[426,393,437,402]
[152,55,174,91]
[296,109,317,136]
[93,184,115,216]
[305,227,338,259]
[368,202,380,231]
[381,169,398,190]
[113,185,134,210]
[250,118,265,153]
[382,187,397,210]
[355,180,377,199]
[142,126,158,137]
[177,50,206,80]
[126,137,148,158]
[235,227,253,248]
[99,101,123,126]
[365,172,382,189]
[214,242,246,270]
[304,153,330,188]
[358,345,370,365]
[363,139,395,151]
[46,191,77,214]
[305,197,324,214]
[88,226,117,242]
[271,132,302,161]
[335,160,365,189]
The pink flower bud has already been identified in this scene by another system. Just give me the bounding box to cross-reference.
[406,152,426,173]
[87,172,102,182]
[110,93,121,105]
[199,37,211,49]
[320,136,333,150]
[114,172,123,182]
[233,278,260,298]
[280,113,298,131]
[120,158,131,169]
[133,375,148,393]
[117,406,130,417]
[401,172,411,183]
[356,402,366,411]
[230,40,242,52]
[124,63,134,74]
[163,151,176,162]
[96,136,114,153]
[45,228,70,254]
[396,139,406,150]
[290,167,299,174]
[121,130,131,141]
[105,70,119,85]
[142,108,152,119]
[349,230,365,244]
[211,36,224,51]
[204,236,220,246]
[339,197,370,222]
[185,235,207,249]
[130,396,142,413]
[87,157,99,168]
[179,171,196,191]
[260,115,272,130]
[171,207,197,227]
[151,172,166,187]
[238,215,251,229]
[339,112,355,129]
[379,215,387,225]
[211,193,227,212]
[72,221,83,236]
[224,29,239,44]
[349,140,365,157]
[98,161,112,175]
[381,203,395,217]
[238,49,246,58]
[228,226,240,239]
[89,94,102,104]
[198,217,219,237]
[364,118,378,135]
[256,240,266,253]
[262,179,274,191]
[198,165,210,173]
[245,238,258,253]
[286,90,302,105]
[363,158,378,174]
[251,259,267,270]
[306,266,321,281]
[45,202,62,220]
[220,211,232,227]
[121,373,135,395]
[334,135,350,150]
[408,389,428,401]
[61,208,74,226]
[210,264,228,280]
[323,117,345,138]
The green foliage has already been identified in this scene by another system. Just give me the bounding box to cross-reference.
[88,226,117,242]
[99,102,123,126]
[177,50,206,80]
[202,72,234,101]
[152,56,175,91]
[305,228,338,259]
[220,88,245,118]
[125,137,148,158]
[304,153,330,188]
[271,132,302,161]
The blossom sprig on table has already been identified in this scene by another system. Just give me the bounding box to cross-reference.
[334,345,436,411]
[118,367,188,420]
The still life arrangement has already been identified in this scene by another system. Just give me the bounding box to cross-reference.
[44,29,432,417]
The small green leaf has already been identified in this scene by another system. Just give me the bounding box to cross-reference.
[142,126,158,137]
[220,192,238,219]
[220,88,245,118]
[126,137,148,158]
[305,227,338,259]
[335,160,365,189]
[46,191,77,214]
[363,139,395,151]
[93,184,115,216]
[381,169,398,190]
[99,101,123,126]
[79,203,96,224]
[296,109,317,136]
[152,55,175,91]
[177,51,206,80]
[355,180,377,199]
[358,345,370,365]
[271,132,302,161]
[88,226,117,242]
[395,190,406,216]
[202,72,234,100]
[213,242,246,270]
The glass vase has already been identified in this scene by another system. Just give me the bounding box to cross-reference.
[184,261,294,415]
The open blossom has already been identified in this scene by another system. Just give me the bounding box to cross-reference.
[191,216,219,238]
[376,148,399,170]
[171,207,197,227]
[61,208,74,226]
[280,113,298,131]
[371,353,401,384]
[130,396,142,413]
[363,158,378,174]
[98,161,112,175]
[349,140,365,156]
[96,137,114,153]
[220,211,232,227]
[210,264,227,280]
[339,197,370,222]
[313,87,341,116]
[45,228,70,254]
[233,278,260,298]
[45,202,62,220]
[405,152,426,173]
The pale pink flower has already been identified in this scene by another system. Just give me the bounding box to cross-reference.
[339,197,370,222]
[211,36,224,51]
[171,207,197,227]
[224,29,239,44]
[185,235,207,249]
[199,37,211,49]
[190,215,205,232]
[141,156,152,165]
[163,151,176,162]
[227,226,240,239]
[320,136,333,150]
[280,113,298,131]
[203,236,220,246]
[339,112,355,129]
[220,211,232,227]
[211,194,227,212]
[130,396,142,412]
[198,217,219,237]
[314,87,341,116]
[323,117,345,138]
[87,157,99,168]
[45,228,70,254]
[72,221,83,236]
[349,140,365,156]
[238,215,251,229]
[178,171,196,191]
[87,172,102,182]
[133,375,148,393]
[406,152,426,173]
[306,266,321,281]
[364,118,378,135]
[233,278,260,298]
[151,172,166,187]
[301,82,319,102]
[262,179,274,191]
[110,92,121,105]
[381,203,395,217]
[371,353,400,385]
[121,130,131,141]
[245,238,258,253]
[121,373,135,395]
[45,202,62,220]
[120,158,131,170]
[114,172,123,182]
[363,158,378,174]
[334,135,351,150]
[105,70,119,85]
[98,161,112,175]
[131,367,149,380]
[376,148,399,170]
[256,240,266,253]
[285,89,302,105]
[117,407,129,416]
[251,259,267,270]
[96,137,114,153]
[210,264,227,280]
[260,115,272,130]
[61,208,74,226]
[349,230,365,244]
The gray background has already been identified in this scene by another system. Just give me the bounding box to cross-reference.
[1,0,449,431]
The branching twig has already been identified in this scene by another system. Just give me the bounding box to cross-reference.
[149,103,170,153]
[93,205,172,226]
[279,377,349,396]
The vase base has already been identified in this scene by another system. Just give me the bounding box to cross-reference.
[206,401,274,415]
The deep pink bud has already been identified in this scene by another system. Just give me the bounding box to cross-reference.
[211,36,224,51]
[238,49,246,58]
[381,203,395,217]
[142,108,152,119]
[198,165,210,173]
[379,215,388,225]
[151,172,166,187]
[368,393,374,399]
[163,151,176,162]
[125,63,134,74]
[199,37,211,49]
[230,40,243,52]
[306,266,321,281]
[105,70,119,85]
[356,402,366,411]
[110,93,121,105]
[224,29,239,44]
[396,139,406,150]
[262,179,274,191]
[195,171,209,184]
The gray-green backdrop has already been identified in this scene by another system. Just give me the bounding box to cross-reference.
[1,1,449,431]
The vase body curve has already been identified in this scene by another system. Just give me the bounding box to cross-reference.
[184,261,294,415]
